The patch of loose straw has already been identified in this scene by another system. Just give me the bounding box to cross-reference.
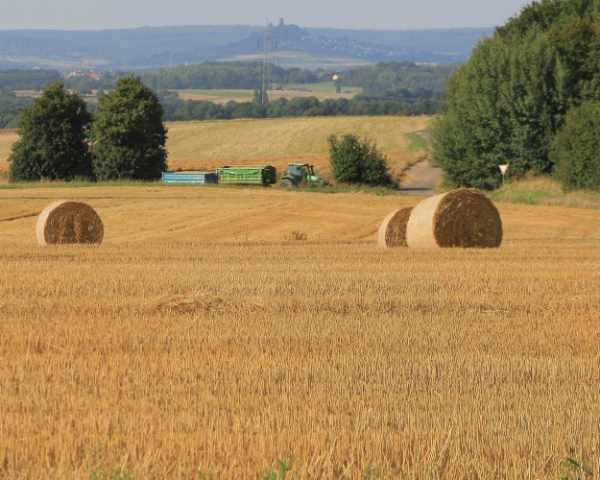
[406,188,502,248]
[36,201,104,245]
[150,293,266,315]
[378,207,414,248]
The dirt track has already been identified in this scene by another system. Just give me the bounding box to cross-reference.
[399,159,442,196]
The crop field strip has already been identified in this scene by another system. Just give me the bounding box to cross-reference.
[164,116,428,161]
[1,186,600,479]
[175,87,360,104]
[0,130,17,173]
[0,116,430,178]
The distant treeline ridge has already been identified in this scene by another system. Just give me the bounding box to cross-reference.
[158,92,441,122]
[0,61,457,128]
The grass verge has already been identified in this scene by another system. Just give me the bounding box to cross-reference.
[403,132,429,152]
[487,175,600,209]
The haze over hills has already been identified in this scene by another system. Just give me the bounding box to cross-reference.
[0,22,493,71]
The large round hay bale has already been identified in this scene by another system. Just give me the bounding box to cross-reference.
[36,201,104,245]
[378,206,414,248]
[406,188,502,248]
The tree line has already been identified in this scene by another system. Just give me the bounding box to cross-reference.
[139,62,321,90]
[9,77,167,182]
[158,91,441,122]
[432,0,600,192]
[0,88,33,129]
[339,61,458,98]
[0,60,455,99]
[0,69,61,90]
[0,61,453,129]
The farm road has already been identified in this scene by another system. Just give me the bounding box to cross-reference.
[399,159,442,196]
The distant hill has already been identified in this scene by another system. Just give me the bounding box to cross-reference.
[0,24,493,71]
[220,23,493,65]
[0,26,258,70]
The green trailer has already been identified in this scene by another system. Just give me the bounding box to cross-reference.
[216,165,277,186]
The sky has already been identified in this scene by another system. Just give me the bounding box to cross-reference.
[1,0,531,31]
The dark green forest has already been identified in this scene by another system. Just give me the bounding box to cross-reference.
[144,60,453,120]
[0,69,61,90]
[339,62,458,98]
[0,61,456,127]
[157,91,441,122]
[0,89,33,129]
[138,62,320,90]
[0,61,457,98]
[62,61,456,100]
[432,0,600,191]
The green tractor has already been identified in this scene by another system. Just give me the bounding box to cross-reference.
[279,163,329,188]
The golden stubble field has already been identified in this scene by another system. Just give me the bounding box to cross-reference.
[0,116,429,180]
[1,185,600,479]
[164,116,430,178]
[176,89,359,104]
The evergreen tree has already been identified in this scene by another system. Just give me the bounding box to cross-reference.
[9,82,92,182]
[91,75,167,180]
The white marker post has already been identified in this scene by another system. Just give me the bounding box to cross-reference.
[498,164,509,186]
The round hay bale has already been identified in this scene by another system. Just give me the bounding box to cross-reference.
[36,201,104,245]
[406,188,502,248]
[378,206,414,248]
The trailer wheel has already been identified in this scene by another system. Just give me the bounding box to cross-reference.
[279,179,294,188]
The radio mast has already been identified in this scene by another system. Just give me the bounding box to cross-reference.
[261,20,272,105]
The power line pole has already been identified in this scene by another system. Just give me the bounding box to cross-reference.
[261,20,271,105]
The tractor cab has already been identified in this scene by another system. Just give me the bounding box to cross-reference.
[279,163,329,188]
[287,163,313,180]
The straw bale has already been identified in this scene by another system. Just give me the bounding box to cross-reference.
[406,188,502,248]
[36,201,104,245]
[378,207,414,248]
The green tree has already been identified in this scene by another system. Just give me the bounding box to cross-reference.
[432,0,600,190]
[551,100,600,190]
[327,133,395,187]
[91,75,167,180]
[431,30,568,190]
[8,81,92,182]
[496,0,563,39]
[498,0,600,101]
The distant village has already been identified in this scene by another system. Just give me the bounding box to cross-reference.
[65,70,116,79]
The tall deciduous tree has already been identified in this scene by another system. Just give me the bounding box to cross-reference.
[433,0,600,190]
[9,82,92,182]
[91,75,167,180]
[551,101,600,190]
[431,30,568,190]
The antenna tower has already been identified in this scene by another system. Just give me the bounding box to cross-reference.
[261,20,272,105]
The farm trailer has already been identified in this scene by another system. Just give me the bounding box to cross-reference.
[216,165,277,186]
[161,171,218,184]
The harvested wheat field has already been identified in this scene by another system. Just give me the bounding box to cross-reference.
[0,130,18,174]
[164,116,430,178]
[0,117,428,181]
[1,185,600,479]
[176,89,359,104]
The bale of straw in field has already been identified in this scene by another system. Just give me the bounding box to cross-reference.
[36,201,104,245]
[406,188,502,248]
[378,206,414,248]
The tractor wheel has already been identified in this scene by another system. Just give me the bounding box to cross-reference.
[279,178,294,188]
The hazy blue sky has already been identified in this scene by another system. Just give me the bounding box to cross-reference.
[1,0,531,30]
